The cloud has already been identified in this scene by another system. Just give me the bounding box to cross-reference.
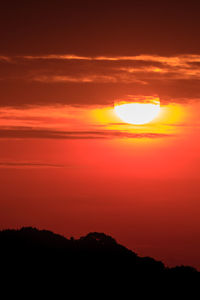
[1,53,200,106]
[22,55,91,61]
[18,54,200,69]
[0,126,172,140]
[32,75,118,83]
[18,53,200,84]
[0,161,65,168]
[31,74,147,84]
[0,56,11,62]
[18,54,200,65]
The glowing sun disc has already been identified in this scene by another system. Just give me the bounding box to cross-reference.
[114,102,160,125]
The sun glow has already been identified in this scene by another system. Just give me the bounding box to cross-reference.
[114,101,161,125]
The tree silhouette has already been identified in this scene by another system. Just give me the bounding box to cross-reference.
[0,226,198,283]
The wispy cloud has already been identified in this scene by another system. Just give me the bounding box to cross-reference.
[32,75,118,83]
[13,54,200,82]
[31,74,147,84]
[0,56,11,62]
[0,126,172,140]
[19,53,200,67]
[0,103,189,140]
[1,53,200,106]
[0,161,65,168]
[21,54,91,61]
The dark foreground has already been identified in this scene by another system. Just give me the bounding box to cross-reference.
[0,227,199,280]
[0,227,200,300]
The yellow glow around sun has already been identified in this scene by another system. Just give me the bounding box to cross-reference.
[90,97,186,137]
[114,101,160,125]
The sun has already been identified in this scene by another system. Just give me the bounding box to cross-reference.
[114,101,160,125]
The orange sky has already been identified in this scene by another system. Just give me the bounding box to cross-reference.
[0,0,200,269]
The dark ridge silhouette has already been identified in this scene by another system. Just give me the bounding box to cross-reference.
[0,226,198,281]
[0,227,199,296]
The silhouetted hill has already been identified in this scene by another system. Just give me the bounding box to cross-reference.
[0,226,198,282]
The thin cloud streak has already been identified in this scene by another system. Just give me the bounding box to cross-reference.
[33,75,119,83]
[16,54,200,82]
[19,54,200,66]
[0,56,11,62]
[3,54,200,81]
[31,74,146,84]
[118,66,200,80]
[2,54,200,105]
[0,161,65,168]
[0,127,172,140]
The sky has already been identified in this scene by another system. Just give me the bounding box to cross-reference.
[0,0,200,269]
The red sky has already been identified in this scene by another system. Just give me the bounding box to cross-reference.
[0,0,200,269]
